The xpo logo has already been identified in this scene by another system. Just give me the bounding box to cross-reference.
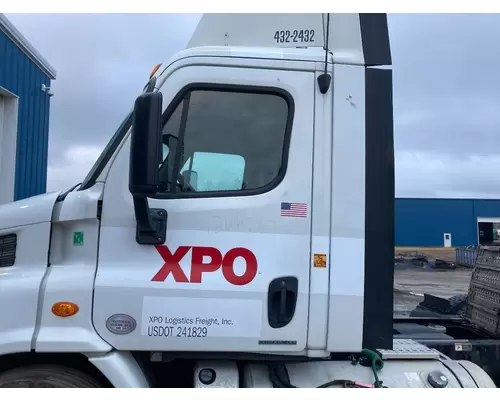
[152,245,258,286]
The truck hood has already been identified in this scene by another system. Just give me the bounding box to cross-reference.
[0,191,62,231]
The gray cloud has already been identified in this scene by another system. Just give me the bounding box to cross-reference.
[5,12,202,190]
[390,13,500,157]
[5,13,500,198]
[387,13,500,198]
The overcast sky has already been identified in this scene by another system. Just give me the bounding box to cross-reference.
[5,13,500,198]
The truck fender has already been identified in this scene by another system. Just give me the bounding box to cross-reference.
[87,350,149,388]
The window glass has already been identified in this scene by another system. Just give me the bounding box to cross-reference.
[159,89,290,194]
[179,152,246,191]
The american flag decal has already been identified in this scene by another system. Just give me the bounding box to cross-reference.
[280,202,308,218]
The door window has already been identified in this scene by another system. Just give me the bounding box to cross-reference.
[158,87,293,196]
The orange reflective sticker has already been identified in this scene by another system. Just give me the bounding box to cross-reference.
[313,254,327,268]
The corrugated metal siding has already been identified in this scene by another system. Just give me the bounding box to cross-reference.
[473,200,500,220]
[395,199,476,247]
[396,198,500,247]
[0,29,50,200]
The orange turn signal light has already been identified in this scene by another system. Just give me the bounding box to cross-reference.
[150,63,162,79]
[52,302,79,317]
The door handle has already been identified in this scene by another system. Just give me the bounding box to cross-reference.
[268,276,298,329]
[279,287,287,322]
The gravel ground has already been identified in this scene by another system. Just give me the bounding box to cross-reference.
[393,267,472,317]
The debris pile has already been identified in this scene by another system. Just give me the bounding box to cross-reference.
[395,251,456,270]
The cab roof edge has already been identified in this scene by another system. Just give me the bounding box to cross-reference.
[187,13,392,67]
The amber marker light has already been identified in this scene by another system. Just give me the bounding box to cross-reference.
[52,302,79,317]
[150,63,162,79]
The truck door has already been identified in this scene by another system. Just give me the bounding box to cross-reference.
[92,61,315,354]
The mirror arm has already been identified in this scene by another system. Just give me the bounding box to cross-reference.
[133,195,155,235]
[132,195,167,245]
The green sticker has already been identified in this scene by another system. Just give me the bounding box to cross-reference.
[73,231,84,246]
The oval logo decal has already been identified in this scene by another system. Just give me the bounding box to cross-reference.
[106,314,137,335]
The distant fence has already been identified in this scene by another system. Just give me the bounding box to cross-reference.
[455,246,479,268]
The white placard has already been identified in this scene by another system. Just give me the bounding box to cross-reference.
[141,296,263,338]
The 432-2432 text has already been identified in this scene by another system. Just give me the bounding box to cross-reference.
[273,29,315,44]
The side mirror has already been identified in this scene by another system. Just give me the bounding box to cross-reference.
[181,170,198,190]
[129,92,163,196]
[129,91,167,246]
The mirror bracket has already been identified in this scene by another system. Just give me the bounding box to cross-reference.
[133,196,167,245]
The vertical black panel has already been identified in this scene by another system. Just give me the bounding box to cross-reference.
[359,14,392,67]
[362,67,395,350]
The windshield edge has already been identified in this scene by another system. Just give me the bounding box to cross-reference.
[78,112,133,191]
[78,77,159,191]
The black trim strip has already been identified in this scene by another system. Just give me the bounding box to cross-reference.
[359,14,392,67]
[362,67,395,350]
[153,82,295,200]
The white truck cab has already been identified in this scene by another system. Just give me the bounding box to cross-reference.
[0,13,495,388]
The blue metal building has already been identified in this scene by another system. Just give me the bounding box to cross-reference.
[0,14,56,204]
[395,198,500,247]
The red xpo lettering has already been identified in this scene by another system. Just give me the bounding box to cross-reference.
[152,246,258,286]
